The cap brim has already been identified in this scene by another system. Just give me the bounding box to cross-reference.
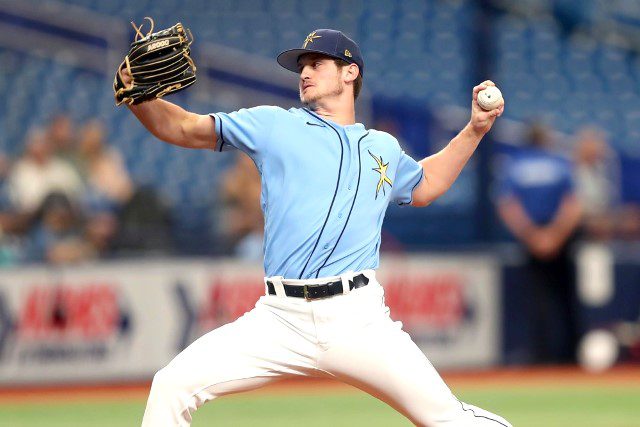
[276,48,345,73]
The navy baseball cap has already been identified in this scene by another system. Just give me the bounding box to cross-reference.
[277,29,364,77]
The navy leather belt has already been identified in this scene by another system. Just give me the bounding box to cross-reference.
[266,273,369,300]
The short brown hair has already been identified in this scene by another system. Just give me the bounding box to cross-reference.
[334,59,363,101]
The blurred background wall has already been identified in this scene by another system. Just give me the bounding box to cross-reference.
[0,0,639,384]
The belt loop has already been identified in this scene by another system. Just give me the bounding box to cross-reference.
[341,271,353,295]
[271,276,286,297]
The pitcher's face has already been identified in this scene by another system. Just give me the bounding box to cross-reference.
[298,54,344,105]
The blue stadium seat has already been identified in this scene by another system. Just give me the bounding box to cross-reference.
[11,0,637,253]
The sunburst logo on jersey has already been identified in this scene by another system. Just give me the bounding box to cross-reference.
[303,31,321,48]
[369,151,393,199]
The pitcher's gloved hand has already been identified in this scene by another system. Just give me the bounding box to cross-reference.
[114,17,196,106]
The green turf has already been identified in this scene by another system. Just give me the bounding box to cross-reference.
[0,385,638,427]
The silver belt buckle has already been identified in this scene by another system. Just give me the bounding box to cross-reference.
[303,285,311,301]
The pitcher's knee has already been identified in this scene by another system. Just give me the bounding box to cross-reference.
[149,365,190,404]
[142,365,198,426]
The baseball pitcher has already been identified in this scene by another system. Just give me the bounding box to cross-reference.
[117,25,510,427]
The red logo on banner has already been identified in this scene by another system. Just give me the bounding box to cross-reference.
[383,274,466,330]
[19,284,121,340]
[199,278,264,330]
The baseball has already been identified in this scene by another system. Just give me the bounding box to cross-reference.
[578,329,619,373]
[477,85,502,111]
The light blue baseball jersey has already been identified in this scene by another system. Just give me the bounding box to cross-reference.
[210,107,424,279]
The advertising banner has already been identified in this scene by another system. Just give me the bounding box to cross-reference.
[378,256,500,368]
[0,256,499,385]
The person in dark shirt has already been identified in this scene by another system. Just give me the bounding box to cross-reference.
[497,123,582,363]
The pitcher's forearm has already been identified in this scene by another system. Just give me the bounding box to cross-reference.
[128,99,191,144]
[417,123,483,200]
[431,122,483,182]
[126,99,215,149]
[410,81,503,207]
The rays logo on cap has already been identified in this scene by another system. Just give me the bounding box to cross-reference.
[277,29,365,77]
[303,31,321,48]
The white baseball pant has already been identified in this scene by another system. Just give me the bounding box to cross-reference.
[141,270,511,427]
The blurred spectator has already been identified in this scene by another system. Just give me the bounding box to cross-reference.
[113,187,173,256]
[0,151,10,204]
[573,127,640,240]
[84,211,118,258]
[220,153,263,261]
[0,151,12,219]
[7,128,84,215]
[572,127,619,240]
[617,204,640,240]
[74,119,134,258]
[25,192,95,264]
[47,113,81,173]
[0,151,24,265]
[77,119,133,213]
[496,122,582,364]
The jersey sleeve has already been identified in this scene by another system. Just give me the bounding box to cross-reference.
[392,151,424,205]
[209,106,278,158]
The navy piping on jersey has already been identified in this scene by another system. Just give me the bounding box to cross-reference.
[216,114,227,152]
[297,108,344,279]
[306,121,325,127]
[314,132,368,278]
[459,401,509,427]
[208,115,217,150]
[399,169,425,206]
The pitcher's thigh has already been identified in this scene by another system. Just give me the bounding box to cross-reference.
[319,322,511,426]
[151,315,279,400]
[142,306,315,426]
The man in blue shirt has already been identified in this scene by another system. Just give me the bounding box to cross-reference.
[121,29,509,426]
[497,123,582,364]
